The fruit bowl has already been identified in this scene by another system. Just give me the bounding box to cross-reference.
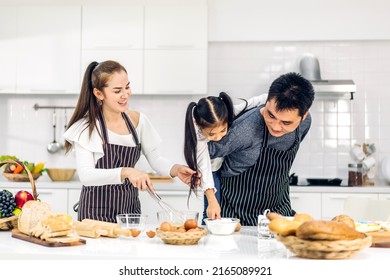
[2,172,41,182]
[47,168,76,182]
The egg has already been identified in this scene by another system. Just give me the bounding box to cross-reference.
[159,221,173,232]
[235,222,241,232]
[184,219,198,231]
[130,229,141,237]
[146,230,156,238]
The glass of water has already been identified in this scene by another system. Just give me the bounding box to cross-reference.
[257,209,275,239]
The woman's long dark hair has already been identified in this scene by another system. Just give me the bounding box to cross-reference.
[64,60,127,153]
[184,92,237,199]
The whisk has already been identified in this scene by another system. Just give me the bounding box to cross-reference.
[146,188,186,224]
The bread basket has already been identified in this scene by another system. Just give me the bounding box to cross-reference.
[277,234,372,259]
[156,227,208,245]
[0,160,39,231]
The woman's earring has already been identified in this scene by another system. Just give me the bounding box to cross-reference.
[97,99,103,106]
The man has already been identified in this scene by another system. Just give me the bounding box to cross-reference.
[208,72,315,226]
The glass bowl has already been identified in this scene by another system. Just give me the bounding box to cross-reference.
[116,214,148,231]
[203,218,240,235]
[157,210,199,226]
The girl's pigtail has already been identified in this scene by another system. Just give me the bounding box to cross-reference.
[184,102,199,194]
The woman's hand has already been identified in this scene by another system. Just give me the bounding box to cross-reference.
[121,167,154,192]
[170,164,200,187]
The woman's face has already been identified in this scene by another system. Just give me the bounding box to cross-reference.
[261,98,307,137]
[95,70,131,113]
[200,123,228,142]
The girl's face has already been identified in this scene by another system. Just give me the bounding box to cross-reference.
[201,123,228,142]
[94,70,131,113]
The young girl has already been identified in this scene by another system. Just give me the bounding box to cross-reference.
[64,60,196,223]
[184,92,267,222]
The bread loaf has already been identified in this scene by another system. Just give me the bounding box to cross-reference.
[331,215,355,229]
[269,218,301,236]
[296,220,366,241]
[18,200,52,235]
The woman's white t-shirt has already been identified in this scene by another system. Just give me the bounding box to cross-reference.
[63,112,173,186]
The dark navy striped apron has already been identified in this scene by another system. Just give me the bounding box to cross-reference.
[221,124,300,226]
[77,111,141,223]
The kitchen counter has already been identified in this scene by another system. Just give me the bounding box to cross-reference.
[1,175,389,192]
[0,226,388,260]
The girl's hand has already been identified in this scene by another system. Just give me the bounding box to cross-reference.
[205,189,221,219]
[122,167,154,192]
[170,164,200,187]
[206,200,221,220]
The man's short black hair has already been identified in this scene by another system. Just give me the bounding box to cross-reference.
[267,72,315,117]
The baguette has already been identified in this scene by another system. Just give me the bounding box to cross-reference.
[296,220,365,241]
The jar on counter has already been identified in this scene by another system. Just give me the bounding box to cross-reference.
[348,163,363,186]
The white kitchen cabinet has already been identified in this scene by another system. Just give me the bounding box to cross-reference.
[378,194,390,200]
[321,193,378,220]
[37,189,68,214]
[82,6,143,50]
[144,50,207,94]
[139,190,204,224]
[144,6,207,49]
[143,5,207,95]
[68,189,82,221]
[81,50,144,94]
[208,0,390,41]
[0,7,17,93]
[290,192,321,219]
[16,6,81,94]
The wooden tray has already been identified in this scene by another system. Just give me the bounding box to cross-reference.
[12,229,86,247]
[367,231,390,247]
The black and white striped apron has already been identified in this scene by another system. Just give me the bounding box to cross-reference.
[77,111,141,223]
[221,125,300,226]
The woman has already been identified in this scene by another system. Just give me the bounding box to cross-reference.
[64,60,197,222]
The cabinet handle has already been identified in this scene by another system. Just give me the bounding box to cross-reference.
[85,44,134,49]
[38,191,54,195]
[328,195,374,199]
[290,195,300,199]
[30,89,67,93]
[156,44,195,49]
[155,90,194,94]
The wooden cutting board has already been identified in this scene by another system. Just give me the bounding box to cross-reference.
[149,175,173,183]
[366,231,390,248]
[12,229,86,247]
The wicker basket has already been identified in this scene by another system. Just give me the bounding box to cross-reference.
[156,227,208,245]
[277,234,372,259]
[3,172,41,182]
[0,160,39,231]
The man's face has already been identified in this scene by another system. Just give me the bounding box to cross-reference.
[261,98,307,137]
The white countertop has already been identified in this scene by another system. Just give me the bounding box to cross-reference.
[1,175,390,193]
[0,226,388,261]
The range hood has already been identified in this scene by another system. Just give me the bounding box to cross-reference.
[299,54,356,100]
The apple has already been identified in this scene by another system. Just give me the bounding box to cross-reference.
[15,190,34,208]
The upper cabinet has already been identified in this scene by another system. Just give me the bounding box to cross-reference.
[82,6,143,49]
[16,6,81,94]
[208,0,390,41]
[81,6,144,94]
[143,6,208,94]
[0,7,17,93]
[145,6,207,49]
